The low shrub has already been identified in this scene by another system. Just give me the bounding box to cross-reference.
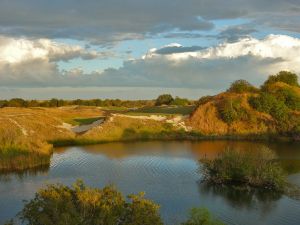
[218,98,248,124]
[182,208,224,225]
[201,147,286,191]
[17,180,163,225]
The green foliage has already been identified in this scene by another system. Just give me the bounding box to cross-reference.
[201,147,287,191]
[18,180,163,225]
[248,93,289,122]
[155,94,174,106]
[262,71,299,88]
[274,88,300,111]
[182,208,224,225]
[129,105,195,115]
[227,80,258,93]
[171,96,190,106]
[7,98,28,107]
[219,98,247,124]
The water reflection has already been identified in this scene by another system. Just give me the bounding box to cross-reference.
[0,153,50,179]
[198,182,281,210]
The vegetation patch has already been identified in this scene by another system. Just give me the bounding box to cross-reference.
[201,147,287,191]
[71,117,105,126]
[128,105,195,115]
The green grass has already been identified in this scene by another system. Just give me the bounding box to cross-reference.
[66,116,105,126]
[100,106,129,112]
[127,105,196,115]
[73,117,105,125]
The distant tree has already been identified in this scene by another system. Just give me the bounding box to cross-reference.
[262,71,299,88]
[7,98,27,107]
[171,97,190,106]
[0,100,8,108]
[27,100,40,107]
[227,80,258,93]
[49,98,59,107]
[155,94,174,106]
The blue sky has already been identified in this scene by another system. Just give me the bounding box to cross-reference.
[0,0,299,99]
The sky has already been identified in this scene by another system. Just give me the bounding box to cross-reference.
[0,0,300,100]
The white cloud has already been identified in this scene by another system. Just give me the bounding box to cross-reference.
[146,34,300,63]
[0,35,299,94]
[0,36,107,64]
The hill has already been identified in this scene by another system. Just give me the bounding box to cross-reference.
[188,72,300,140]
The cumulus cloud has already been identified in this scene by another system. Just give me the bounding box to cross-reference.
[0,36,109,64]
[0,35,299,92]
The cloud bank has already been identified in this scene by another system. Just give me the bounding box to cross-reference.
[0,34,299,92]
[0,0,299,45]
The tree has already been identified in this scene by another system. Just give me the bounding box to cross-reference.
[155,94,174,106]
[7,98,27,107]
[262,71,299,88]
[171,97,190,106]
[227,80,258,93]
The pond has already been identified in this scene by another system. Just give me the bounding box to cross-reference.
[0,141,300,225]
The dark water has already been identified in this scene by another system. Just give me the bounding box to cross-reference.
[0,141,300,225]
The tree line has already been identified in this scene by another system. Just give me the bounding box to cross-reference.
[0,95,194,108]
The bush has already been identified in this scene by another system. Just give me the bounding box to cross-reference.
[155,94,174,106]
[274,88,300,111]
[181,208,224,225]
[17,180,163,225]
[218,98,247,124]
[227,80,258,93]
[262,71,299,88]
[248,93,289,122]
[201,147,286,191]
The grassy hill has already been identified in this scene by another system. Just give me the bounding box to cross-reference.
[188,72,300,140]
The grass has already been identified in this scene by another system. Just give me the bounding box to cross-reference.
[201,147,287,191]
[69,116,105,126]
[128,105,196,115]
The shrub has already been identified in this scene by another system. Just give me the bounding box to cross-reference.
[218,98,247,124]
[227,80,258,93]
[248,93,289,122]
[262,71,299,88]
[201,147,286,191]
[155,94,174,106]
[182,208,224,225]
[17,180,163,225]
[274,88,300,111]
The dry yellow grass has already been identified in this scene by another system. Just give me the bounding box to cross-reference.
[82,115,181,142]
[0,106,104,154]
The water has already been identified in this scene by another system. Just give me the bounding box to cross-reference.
[0,141,300,225]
